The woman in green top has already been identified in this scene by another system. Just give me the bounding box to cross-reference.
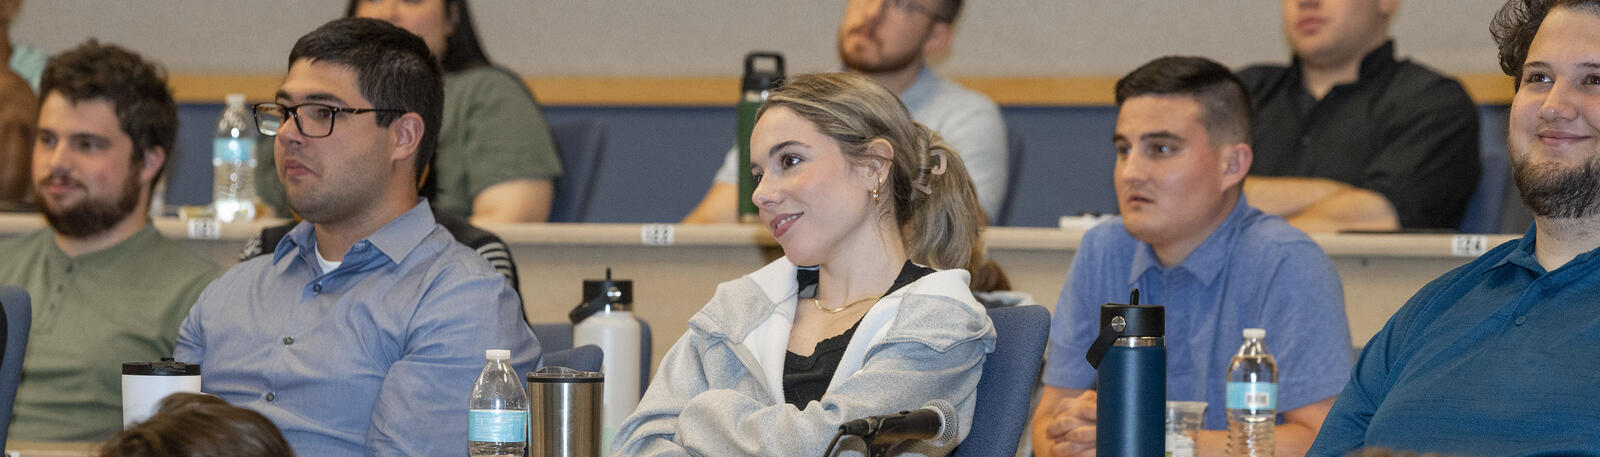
[345,0,564,223]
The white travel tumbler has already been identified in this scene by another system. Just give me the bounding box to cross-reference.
[121,357,201,427]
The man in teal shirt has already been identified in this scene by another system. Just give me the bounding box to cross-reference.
[1310,1,1600,454]
[0,40,219,441]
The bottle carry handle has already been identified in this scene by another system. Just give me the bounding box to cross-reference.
[1085,290,1138,369]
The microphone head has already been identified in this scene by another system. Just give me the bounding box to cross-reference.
[923,399,959,448]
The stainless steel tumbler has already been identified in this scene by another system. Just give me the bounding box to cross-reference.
[526,366,603,457]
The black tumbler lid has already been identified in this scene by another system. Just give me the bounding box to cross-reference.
[569,267,633,323]
[1098,304,1164,338]
[123,357,200,376]
[742,52,786,93]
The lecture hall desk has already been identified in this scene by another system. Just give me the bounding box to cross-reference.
[0,214,1514,388]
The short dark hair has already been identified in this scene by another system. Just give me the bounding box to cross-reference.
[1114,56,1252,145]
[288,17,443,181]
[1492,0,1600,88]
[98,393,295,457]
[938,0,963,23]
[39,39,177,191]
[342,0,493,72]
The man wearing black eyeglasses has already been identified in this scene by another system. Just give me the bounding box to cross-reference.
[174,17,540,457]
[684,0,1009,224]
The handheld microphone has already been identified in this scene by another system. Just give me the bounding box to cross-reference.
[838,399,959,447]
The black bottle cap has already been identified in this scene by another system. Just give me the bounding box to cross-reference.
[1098,304,1164,338]
[742,52,786,93]
[1084,289,1165,369]
[569,268,633,323]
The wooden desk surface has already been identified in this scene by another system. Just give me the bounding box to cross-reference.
[5,441,96,457]
[0,214,1515,375]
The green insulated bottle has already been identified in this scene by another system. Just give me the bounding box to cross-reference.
[737,52,785,223]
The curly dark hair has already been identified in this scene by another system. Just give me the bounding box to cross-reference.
[99,393,295,457]
[39,39,177,190]
[1492,0,1600,88]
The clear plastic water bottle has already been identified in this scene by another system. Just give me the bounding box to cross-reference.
[212,93,257,223]
[1225,328,1277,457]
[469,349,528,457]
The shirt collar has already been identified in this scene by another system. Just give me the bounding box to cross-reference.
[1288,39,1397,88]
[1127,196,1252,287]
[1492,222,1600,275]
[274,199,438,267]
[1490,224,1542,273]
[896,65,938,111]
[48,222,162,263]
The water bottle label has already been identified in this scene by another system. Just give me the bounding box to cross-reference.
[1226,382,1277,410]
[468,409,528,442]
[213,138,254,162]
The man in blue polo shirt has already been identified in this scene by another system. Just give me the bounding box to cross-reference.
[1309,1,1600,454]
[1031,56,1353,457]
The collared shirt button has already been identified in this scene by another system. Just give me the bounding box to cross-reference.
[283,336,294,345]
[265,392,276,402]
[1515,316,1527,326]
[313,284,323,293]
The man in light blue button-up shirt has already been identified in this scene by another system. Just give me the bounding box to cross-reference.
[175,18,539,457]
[1032,57,1351,457]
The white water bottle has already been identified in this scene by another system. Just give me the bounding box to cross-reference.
[212,93,257,223]
[469,349,528,457]
[1225,328,1277,457]
[571,269,640,456]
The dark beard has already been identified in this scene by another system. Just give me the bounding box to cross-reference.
[1512,151,1600,219]
[838,35,921,75]
[40,172,144,239]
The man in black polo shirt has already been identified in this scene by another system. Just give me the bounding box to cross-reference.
[1238,0,1480,232]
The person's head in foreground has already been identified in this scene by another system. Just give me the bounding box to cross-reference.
[99,393,295,457]
[750,71,984,271]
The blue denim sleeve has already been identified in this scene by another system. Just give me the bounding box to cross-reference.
[173,278,213,364]
[365,265,541,457]
[1041,232,1106,389]
[1261,241,1353,413]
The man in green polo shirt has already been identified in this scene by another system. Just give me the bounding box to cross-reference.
[0,40,219,442]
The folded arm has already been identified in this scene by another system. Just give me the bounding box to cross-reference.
[1244,176,1399,232]
[470,178,553,223]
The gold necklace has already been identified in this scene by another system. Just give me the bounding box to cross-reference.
[812,295,881,314]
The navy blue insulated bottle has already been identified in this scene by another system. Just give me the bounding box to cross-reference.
[1084,291,1165,457]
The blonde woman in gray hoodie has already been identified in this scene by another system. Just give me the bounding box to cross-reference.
[613,72,998,457]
